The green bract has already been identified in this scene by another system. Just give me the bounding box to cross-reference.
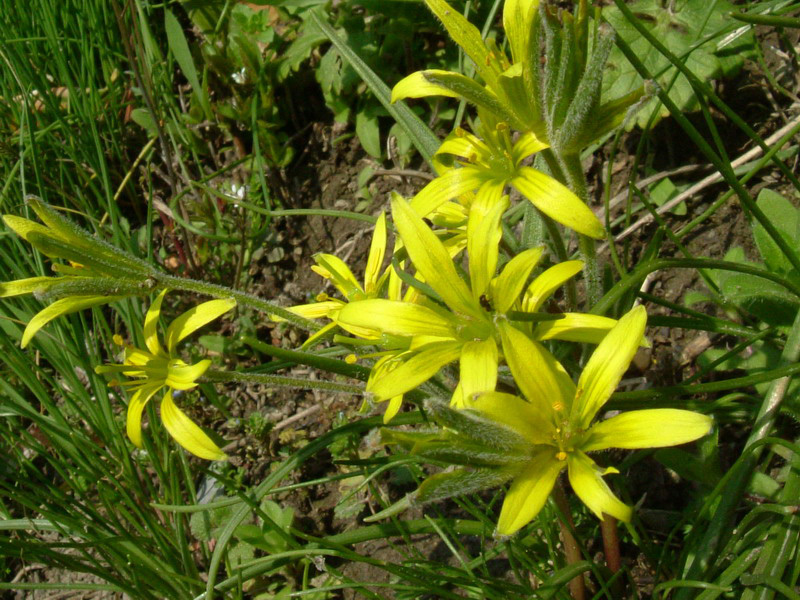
[1,197,157,347]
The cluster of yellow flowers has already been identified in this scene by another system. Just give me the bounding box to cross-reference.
[0,0,712,538]
[277,0,712,535]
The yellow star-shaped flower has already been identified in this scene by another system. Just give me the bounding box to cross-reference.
[96,290,235,460]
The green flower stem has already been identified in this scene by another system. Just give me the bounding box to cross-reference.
[202,369,365,396]
[240,335,371,381]
[558,151,602,307]
[678,308,800,596]
[155,273,316,331]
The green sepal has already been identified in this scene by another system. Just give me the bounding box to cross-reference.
[35,277,148,302]
[423,71,522,130]
[416,466,515,504]
[425,399,529,451]
[27,232,149,279]
[423,0,498,89]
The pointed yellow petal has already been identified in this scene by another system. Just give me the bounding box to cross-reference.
[437,130,492,162]
[160,393,227,460]
[503,0,539,64]
[498,320,574,415]
[573,305,647,429]
[410,168,489,218]
[314,254,363,299]
[164,297,236,352]
[126,384,162,448]
[512,167,605,239]
[511,131,548,164]
[392,194,481,318]
[21,295,123,348]
[364,213,388,294]
[391,70,462,103]
[144,290,168,355]
[490,246,543,313]
[285,300,344,320]
[368,341,462,401]
[469,391,556,445]
[0,276,60,298]
[522,260,583,312]
[383,395,404,423]
[567,451,631,522]
[497,447,563,535]
[582,409,713,452]
[534,313,617,344]
[337,299,458,338]
[301,321,339,349]
[165,359,210,390]
[459,338,498,402]
[467,182,508,299]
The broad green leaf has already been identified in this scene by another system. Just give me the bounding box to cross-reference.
[602,0,755,128]
[165,9,211,118]
[752,188,800,274]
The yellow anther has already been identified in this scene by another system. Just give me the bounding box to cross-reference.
[556,451,567,461]
[496,122,508,132]
[315,292,329,302]
[108,379,120,387]
[112,334,124,346]
[345,354,357,364]
[552,401,564,412]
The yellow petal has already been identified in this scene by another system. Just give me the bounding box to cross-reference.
[567,451,631,522]
[498,320,574,415]
[490,246,544,313]
[126,384,162,448]
[165,359,211,390]
[21,295,123,348]
[314,254,363,299]
[392,194,481,318]
[364,213,387,294]
[496,447,563,535]
[467,182,508,299]
[573,305,647,429]
[285,300,344,320]
[0,276,61,298]
[391,70,462,103]
[502,0,539,64]
[469,391,556,445]
[164,297,236,352]
[368,341,462,401]
[410,168,489,218]
[511,131,548,164]
[337,299,458,338]
[437,129,492,163]
[534,313,617,344]
[144,289,168,356]
[522,260,582,312]
[582,409,713,452]
[383,395,404,423]
[512,167,605,239]
[160,392,227,460]
[459,338,498,402]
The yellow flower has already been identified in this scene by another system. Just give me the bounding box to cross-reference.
[469,305,713,535]
[96,290,235,460]
[409,125,604,239]
[282,213,397,346]
[338,195,617,407]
